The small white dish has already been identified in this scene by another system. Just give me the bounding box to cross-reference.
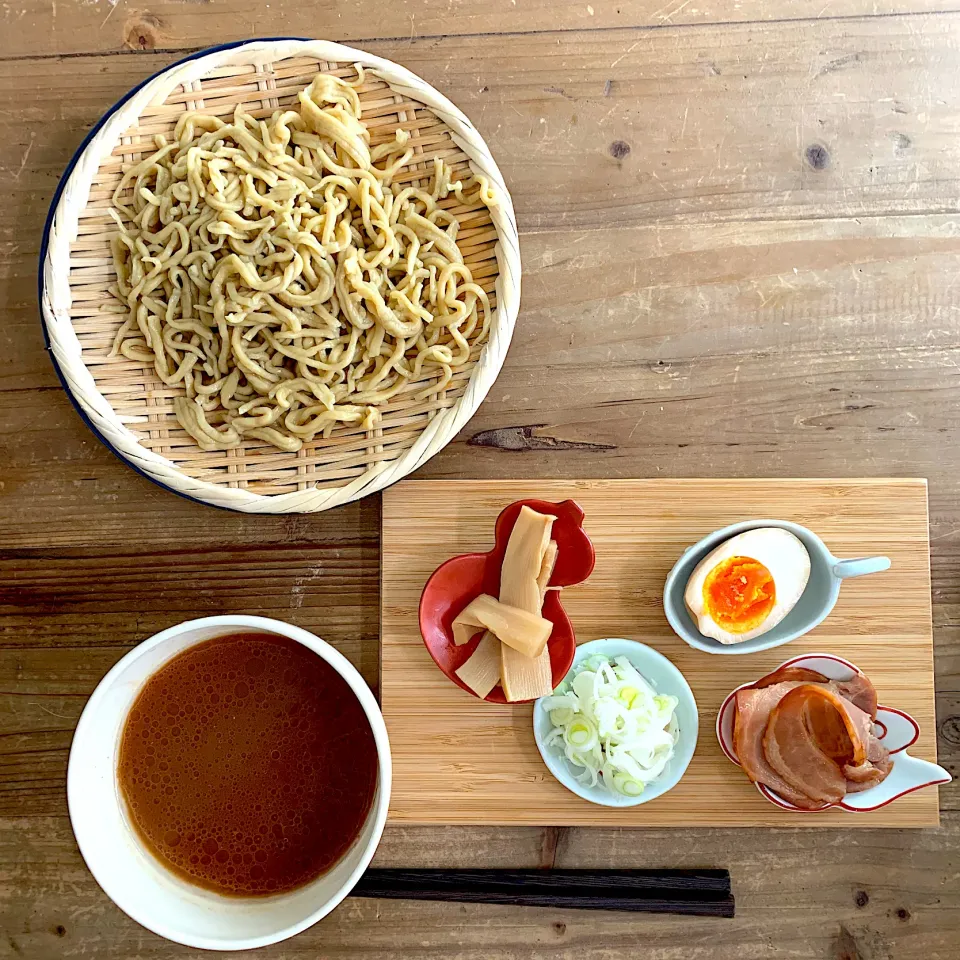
[716,653,950,812]
[532,638,698,807]
[663,519,891,655]
[67,615,392,951]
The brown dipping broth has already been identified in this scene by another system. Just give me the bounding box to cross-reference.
[117,633,378,896]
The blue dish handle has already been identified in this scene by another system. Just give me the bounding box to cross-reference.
[832,556,891,579]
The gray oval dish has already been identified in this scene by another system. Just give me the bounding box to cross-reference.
[662,519,890,655]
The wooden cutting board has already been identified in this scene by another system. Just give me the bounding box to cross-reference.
[380,479,937,826]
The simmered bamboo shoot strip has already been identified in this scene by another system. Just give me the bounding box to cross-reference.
[452,594,552,659]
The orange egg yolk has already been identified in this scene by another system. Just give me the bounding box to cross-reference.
[702,556,776,633]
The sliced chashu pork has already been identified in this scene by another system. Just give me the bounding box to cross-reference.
[751,665,878,718]
[752,666,830,689]
[845,735,894,792]
[763,684,872,804]
[734,682,826,808]
[834,673,879,719]
[734,674,891,807]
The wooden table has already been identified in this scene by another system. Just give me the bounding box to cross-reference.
[2,2,959,957]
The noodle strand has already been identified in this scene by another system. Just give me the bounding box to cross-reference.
[108,70,495,453]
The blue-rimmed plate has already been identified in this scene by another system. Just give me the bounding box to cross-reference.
[40,38,520,513]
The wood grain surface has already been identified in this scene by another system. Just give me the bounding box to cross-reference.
[381,478,936,826]
[3,1,960,958]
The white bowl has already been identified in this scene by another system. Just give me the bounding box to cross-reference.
[67,615,392,951]
[532,638,698,807]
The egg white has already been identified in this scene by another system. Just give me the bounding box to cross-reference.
[683,527,811,644]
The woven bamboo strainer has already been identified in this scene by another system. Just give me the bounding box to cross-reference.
[41,39,520,513]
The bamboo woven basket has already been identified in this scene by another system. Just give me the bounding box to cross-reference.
[41,39,520,513]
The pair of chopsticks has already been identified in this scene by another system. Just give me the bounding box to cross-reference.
[352,868,734,917]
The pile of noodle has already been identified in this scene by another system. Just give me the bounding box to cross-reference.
[107,70,495,453]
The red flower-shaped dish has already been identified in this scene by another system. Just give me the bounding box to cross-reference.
[419,499,596,703]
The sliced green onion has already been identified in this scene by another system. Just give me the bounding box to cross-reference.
[544,655,679,798]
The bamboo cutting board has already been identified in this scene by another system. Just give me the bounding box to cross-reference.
[380,479,937,826]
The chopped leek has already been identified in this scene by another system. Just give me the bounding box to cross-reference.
[542,655,679,797]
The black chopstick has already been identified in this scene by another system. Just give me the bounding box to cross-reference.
[355,887,735,916]
[352,869,734,918]
[356,868,730,895]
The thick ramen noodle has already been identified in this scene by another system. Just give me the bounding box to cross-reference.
[107,69,496,453]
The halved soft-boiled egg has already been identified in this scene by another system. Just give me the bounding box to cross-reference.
[684,528,811,644]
